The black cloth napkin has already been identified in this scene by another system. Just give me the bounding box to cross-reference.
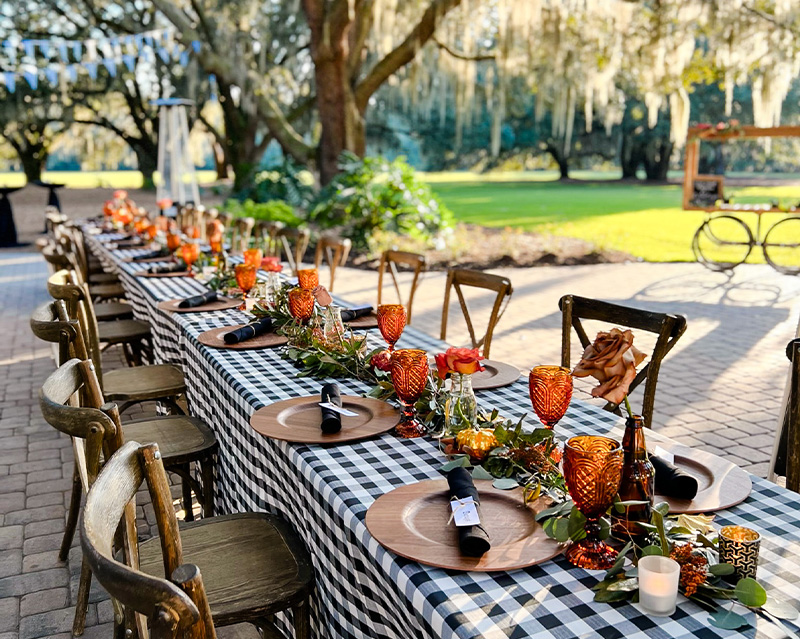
[649,454,698,500]
[148,263,185,275]
[223,318,274,344]
[320,383,343,434]
[131,250,167,262]
[178,292,218,308]
[341,305,374,322]
[447,467,491,557]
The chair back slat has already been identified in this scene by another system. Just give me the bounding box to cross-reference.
[275,227,310,275]
[314,235,351,291]
[230,217,255,254]
[440,268,513,359]
[559,294,687,428]
[377,250,426,323]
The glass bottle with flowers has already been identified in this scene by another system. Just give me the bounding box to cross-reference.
[435,347,484,433]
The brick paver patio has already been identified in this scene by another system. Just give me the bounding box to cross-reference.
[0,242,798,637]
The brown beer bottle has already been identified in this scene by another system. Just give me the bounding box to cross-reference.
[611,415,655,544]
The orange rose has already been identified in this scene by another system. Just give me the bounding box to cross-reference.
[113,190,128,200]
[571,328,647,405]
[440,347,485,376]
[434,353,449,379]
[157,198,173,210]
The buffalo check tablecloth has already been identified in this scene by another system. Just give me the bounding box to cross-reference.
[86,231,800,639]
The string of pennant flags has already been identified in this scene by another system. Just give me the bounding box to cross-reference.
[0,27,204,93]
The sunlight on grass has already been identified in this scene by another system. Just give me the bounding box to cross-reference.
[0,170,219,189]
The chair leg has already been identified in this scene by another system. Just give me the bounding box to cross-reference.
[182,465,194,522]
[72,557,93,636]
[159,397,186,415]
[292,598,311,639]
[60,463,82,561]
[201,456,215,518]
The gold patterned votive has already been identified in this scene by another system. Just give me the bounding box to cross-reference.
[718,525,760,580]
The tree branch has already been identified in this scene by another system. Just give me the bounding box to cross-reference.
[354,0,464,111]
[433,36,495,61]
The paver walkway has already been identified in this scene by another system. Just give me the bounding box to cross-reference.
[0,245,798,638]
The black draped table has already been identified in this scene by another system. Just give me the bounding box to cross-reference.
[86,230,800,639]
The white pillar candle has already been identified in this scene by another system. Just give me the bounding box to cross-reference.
[638,555,680,617]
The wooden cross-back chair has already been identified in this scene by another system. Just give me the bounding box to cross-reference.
[377,250,426,324]
[440,268,513,359]
[200,208,218,242]
[229,217,255,254]
[82,438,315,638]
[559,294,687,429]
[769,338,800,493]
[274,227,311,276]
[313,235,351,292]
[39,357,217,636]
[62,224,120,287]
[253,220,284,256]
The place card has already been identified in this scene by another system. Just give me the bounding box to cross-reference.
[449,497,481,527]
[654,445,674,464]
[318,402,358,417]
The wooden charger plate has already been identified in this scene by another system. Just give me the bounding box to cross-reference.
[124,255,172,264]
[472,360,521,390]
[651,441,751,515]
[366,479,562,572]
[137,270,192,278]
[346,312,378,330]
[197,325,288,350]
[250,395,398,444]
[157,297,242,314]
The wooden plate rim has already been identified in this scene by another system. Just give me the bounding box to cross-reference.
[346,312,379,330]
[196,325,288,350]
[366,479,563,572]
[157,297,242,314]
[250,395,398,444]
[472,360,521,390]
[137,271,192,278]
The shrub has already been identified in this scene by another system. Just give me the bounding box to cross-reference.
[308,152,453,250]
[234,158,317,209]
[223,199,304,227]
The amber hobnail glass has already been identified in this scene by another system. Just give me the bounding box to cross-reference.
[529,365,573,429]
[390,349,429,438]
[563,436,624,569]
[297,268,319,290]
[377,304,407,351]
[243,248,263,268]
[234,264,258,310]
[210,239,223,255]
[288,287,315,322]
[166,233,181,252]
[180,243,201,276]
[145,224,158,241]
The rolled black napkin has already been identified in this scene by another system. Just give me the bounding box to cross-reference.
[223,317,274,344]
[178,292,218,309]
[320,383,343,434]
[446,467,491,557]
[148,262,185,275]
[131,250,167,262]
[649,454,699,500]
[341,305,374,322]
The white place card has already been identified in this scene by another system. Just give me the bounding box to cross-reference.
[449,497,481,527]
[319,402,358,417]
[654,445,674,464]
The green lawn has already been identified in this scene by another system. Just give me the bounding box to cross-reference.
[0,170,219,189]
[426,175,800,263]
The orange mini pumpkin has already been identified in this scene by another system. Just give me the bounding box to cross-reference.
[455,428,499,461]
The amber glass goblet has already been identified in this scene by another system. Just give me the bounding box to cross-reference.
[377,304,407,352]
[180,243,201,276]
[390,349,429,438]
[297,268,319,290]
[287,287,315,322]
[145,224,158,241]
[210,238,223,255]
[166,232,181,253]
[234,264,258,310]
[529,365,573,429]
[563,436,624,570]
[243,248,263,268]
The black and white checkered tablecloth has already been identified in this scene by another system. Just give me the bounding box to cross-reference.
[87,232,800,639]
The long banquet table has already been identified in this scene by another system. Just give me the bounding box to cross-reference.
[87,231,800,639]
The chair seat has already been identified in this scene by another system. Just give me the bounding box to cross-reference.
[138,513,314,626]
[103,364,186,401]
[123,415,217,464]
[97,319,150,344]
[89,272,119,285]
[94,302,134,321]
[89,282,126,300]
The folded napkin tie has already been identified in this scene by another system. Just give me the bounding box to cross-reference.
[148,263,185,275]
[178,292,218,308]
[447,467,491,557]
[223,317,273,344]
[131,250,167,262]
[320,383,343,434]
[649,454,698,500]
[341,305,374,322]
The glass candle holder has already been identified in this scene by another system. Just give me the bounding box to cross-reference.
[297,268,319,290]
[718,525,760,580]
[377,304,407,351]
[638,555,680,616]
[529,365,573,429]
